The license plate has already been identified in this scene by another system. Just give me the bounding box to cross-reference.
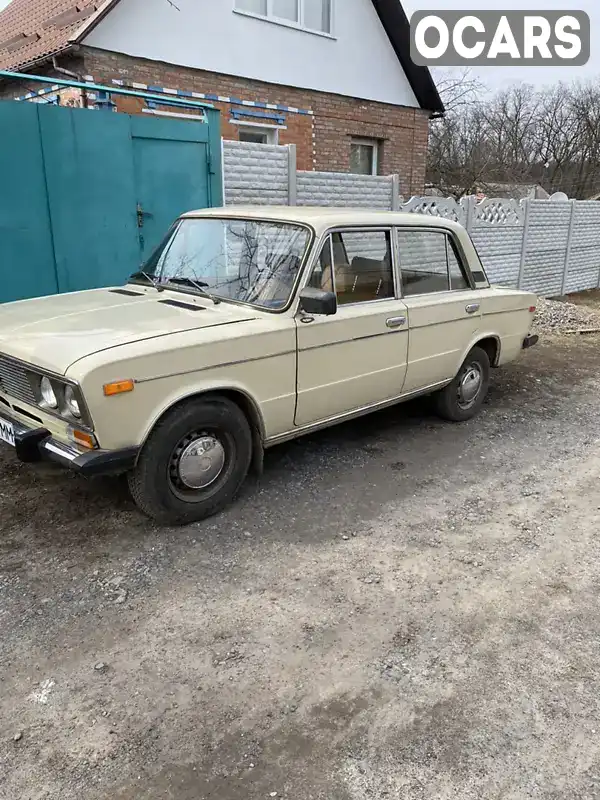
[0,417,15,447]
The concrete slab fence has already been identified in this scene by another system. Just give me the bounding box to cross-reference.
[223,140,600,297]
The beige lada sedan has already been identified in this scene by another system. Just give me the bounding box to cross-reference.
[0,207,538,524]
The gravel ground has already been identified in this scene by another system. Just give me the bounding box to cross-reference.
[533,296,600,332]
[3,333,600,799]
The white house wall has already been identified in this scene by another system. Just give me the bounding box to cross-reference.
[82,0,419,108]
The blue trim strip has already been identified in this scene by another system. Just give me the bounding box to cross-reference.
[231,108,286,124]
[16,83,62,101]
[14,75,313,118]
[110,78,314,116]
[6,72,214,109]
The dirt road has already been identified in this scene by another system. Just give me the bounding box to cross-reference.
[2,336,600,799]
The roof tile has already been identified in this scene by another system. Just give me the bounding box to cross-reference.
[0,0,97,71]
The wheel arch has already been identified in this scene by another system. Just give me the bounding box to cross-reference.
[474,335,501,367]
[459,333,501,371]
[138,384,266,472]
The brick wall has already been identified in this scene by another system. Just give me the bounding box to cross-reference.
[0,53,87,99]
[79,47,430,196]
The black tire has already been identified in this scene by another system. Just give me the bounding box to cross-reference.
[128,396,252,525]
[433,346,490,422]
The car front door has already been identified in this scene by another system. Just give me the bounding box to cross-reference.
[294,228,409,427]
[397,228,484,394]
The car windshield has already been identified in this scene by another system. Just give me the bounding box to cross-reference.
[143,218,311,309]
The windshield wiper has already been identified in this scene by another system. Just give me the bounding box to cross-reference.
[128,271,164,291]
[164,276,221,305]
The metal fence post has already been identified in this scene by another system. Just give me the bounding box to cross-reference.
[561,200,577,296]
[391,175,400,211]
[287,144,297,206]
[517,199,532,289]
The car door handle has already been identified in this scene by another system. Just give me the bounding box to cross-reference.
[386,316,406,329]
[465,304,480,315]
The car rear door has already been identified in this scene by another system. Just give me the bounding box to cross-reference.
[294,228,409,427]
[397,227,484,395]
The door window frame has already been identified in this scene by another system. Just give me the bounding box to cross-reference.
[304,226,399,308]
[394,226,476,299]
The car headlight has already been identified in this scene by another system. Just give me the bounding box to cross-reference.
[64,385,81,418]
[40,376,58,409]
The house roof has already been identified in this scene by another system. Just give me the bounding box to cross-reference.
[0,0,99,72]
[0,0,444,114]
[370,0,444,114]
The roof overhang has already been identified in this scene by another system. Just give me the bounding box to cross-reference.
[370,0,444,114]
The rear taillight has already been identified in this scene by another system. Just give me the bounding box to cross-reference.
[529,306,537,313]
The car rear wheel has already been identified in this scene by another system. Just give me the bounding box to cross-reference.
[433,346,490,422]
[128,396,252,525]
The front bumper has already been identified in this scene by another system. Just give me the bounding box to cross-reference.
[4,413,139,477]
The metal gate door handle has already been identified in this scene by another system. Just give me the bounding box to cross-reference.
[465,304,480,315]
[136,204,154,228]
[386,316,407,329]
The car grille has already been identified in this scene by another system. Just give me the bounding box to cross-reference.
[0,355,36,405]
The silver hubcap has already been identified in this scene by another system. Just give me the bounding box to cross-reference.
[458,363,483,409]
[174,435,226,490]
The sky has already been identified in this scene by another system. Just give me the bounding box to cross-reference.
[0,0,597,93]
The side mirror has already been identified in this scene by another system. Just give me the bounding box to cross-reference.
[298,287,337,316]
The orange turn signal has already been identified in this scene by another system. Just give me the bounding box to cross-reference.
[71,429,97,450]
[103,379,135,397]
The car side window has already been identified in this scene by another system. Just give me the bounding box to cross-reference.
[332,230,394,305]
[397,230,470,297]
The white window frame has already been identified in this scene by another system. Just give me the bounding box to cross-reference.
[350,137,379,176]
[233,121,283,145]
[233,0,335,38]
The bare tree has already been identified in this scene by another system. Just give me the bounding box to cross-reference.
[433,68,485,114]
[428,75,600,200]
[427,69,490,198]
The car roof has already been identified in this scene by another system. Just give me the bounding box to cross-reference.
[181,205,464,233]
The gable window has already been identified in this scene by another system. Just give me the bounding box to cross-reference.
[236,0,268,13]
[304,0,331,31]
[235,0,333,34]
[350,138,379,176]
[273,0,299,22]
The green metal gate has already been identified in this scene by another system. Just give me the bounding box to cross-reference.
[0,96,222,303]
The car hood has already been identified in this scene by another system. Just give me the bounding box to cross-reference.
[0,288,257,374]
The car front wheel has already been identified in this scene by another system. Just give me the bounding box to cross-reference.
[433,345,490,422]
[128,396,253,525]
